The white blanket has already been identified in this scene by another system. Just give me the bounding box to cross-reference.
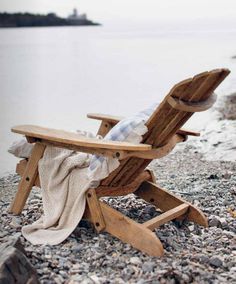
[10,139,118,245]
[23,147,92,245]
[9,123,148,245]
[9,135,119,245]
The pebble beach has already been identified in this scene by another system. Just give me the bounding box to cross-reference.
[0,94,236,284]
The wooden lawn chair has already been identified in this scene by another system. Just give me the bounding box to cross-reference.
[9,68,230,256]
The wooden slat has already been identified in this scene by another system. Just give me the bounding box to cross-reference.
[143,203,189,231]
[150,70,225,144]
[188,69,229,101]
[159,69,230,145]
[146,77,193,130]
[146,73,201,142]
[169,69,229,143]
[96,171,151,197]
[152,71,212,146]
[177,71,209,101]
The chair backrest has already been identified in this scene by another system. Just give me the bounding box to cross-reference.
[101,69,230,188]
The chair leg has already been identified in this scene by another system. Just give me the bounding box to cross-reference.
[84,200,164,257]
[135,181,208,227]
[9,143,46,215]
[86,188,106,232]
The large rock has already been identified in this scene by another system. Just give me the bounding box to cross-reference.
[0,237,39,284]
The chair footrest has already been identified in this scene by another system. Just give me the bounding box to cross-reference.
[143,203,189,231]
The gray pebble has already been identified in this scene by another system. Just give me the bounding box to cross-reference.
[130,257,142,265]
[209,216,221,227]
[0,231,8,238]
[10,216,22,228]
[209,256,223,268]
[199,254,210,264]
[59,270,68,278]
[142,261,156,273]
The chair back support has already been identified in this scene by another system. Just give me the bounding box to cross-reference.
[101,69,230,188]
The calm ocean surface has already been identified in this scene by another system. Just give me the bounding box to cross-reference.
[1,24,236,176]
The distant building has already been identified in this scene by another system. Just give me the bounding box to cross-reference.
[68,8,87,21]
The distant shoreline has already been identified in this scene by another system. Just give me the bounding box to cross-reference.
[0,12,101,28]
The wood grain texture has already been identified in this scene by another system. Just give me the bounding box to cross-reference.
[167,93,217,112]
[96,171,151,197]
[37,139,131,160]
[11,125,151,151]
[102,68,230,187]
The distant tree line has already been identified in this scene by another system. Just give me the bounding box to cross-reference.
[0,12,99,27]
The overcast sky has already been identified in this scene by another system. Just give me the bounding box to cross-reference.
[1,0,236,24]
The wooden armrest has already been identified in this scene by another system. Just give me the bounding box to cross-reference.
[87,113,200,137]
[87,113,124,124]
[11,125,151,153]
[11,125,187,160]
[177,128,200,137]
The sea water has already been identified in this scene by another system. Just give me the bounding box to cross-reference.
[1,23,236,176]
